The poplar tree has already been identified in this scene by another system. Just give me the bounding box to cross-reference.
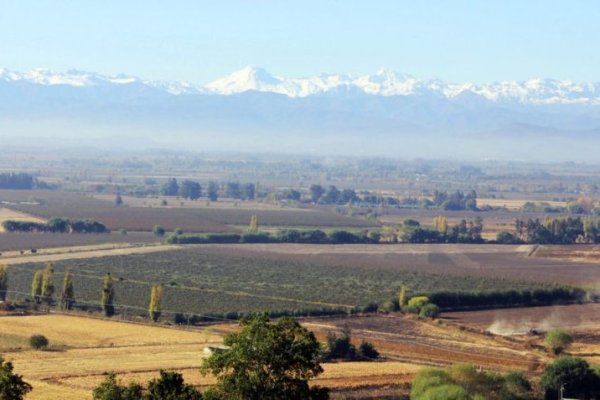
[148,285,164,322]
[0,264,8,301]
[101,273,115,317]
[399,286,407,309]
[248,215,258,233]
[31,270,43,304]
[40,264,55,305]
[60,270,75,310]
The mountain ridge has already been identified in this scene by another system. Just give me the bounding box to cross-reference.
[2,66,600,104]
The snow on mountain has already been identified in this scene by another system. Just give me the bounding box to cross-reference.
[1,65,600,104]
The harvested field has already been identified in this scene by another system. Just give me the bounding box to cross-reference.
[302,313,548,372]
[0,231,158,252]
[2,245,554,317]
[0,312,549,400]
[533,244,600,263]
[0,190,374,232]
[0,314,220,400]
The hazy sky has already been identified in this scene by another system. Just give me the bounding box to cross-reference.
[1,0,599,84]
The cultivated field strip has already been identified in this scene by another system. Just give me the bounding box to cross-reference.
[2,246,553,317]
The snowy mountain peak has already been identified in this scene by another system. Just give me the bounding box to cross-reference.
[204,65,282,95]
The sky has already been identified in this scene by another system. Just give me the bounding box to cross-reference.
[1,0,599,84]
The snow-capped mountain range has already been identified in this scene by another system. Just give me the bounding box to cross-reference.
[2,65,600,105]
[2,65,600,160]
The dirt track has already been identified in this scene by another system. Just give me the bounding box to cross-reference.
[0,243,180,265]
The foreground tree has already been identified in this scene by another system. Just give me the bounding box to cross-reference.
[92,371,200,400]
[540,356,600,400]
[148,285,164,322]
[201,313,328,400]
[0,264,8,301]
[101,273,115,317]
[92,372,143,400]
[60,270,75,310]
[0,356,32,399]
[146,370,202,400]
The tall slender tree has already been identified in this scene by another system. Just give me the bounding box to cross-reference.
[398,286,407,309]
[0,264,8,302]
[101,273,115,317]
[60,270,75,310]
[41,263,55,305]
[248,215,259,233]
[31,270,43,304]
[148,285,164,322]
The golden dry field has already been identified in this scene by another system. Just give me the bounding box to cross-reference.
[0,314,425,399]
[0,314,221,400]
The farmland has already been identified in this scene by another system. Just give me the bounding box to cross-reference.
[3,244,582,319]
[0,311,547,400]
[0,190,375,233]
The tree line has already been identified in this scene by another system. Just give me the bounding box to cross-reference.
[496,216,600,244]
[0,172,36,190]
[160,178,257,201]
[2,217,108,233]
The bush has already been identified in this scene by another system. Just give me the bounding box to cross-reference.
[544,329,573,355]
[29,334,49,350]
[419,303,440,318]
[152,225,165,237]
[357,341,380,360]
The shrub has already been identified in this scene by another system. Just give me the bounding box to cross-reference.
[29,334,49,350]
[357,341,380,360]
[544,329,573,355]
[419,303,440,318]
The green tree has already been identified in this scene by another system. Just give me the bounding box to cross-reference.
[0,356,32,399]
[31,270,43,304]
[152,225,166,237]
[29,334,49,350]
[540,356,600,400]
[544,329,573,355]
[201,313,328,400]
[60,270,75,310]
[92,372,143,400]
[146,370,202,400]
[178,180,202,200]
[148,285,164,322]
[0,264,8,302]
[207,181,219,202]
[411,364,533,400]
[40,263,55,305]
[161,178,179,196]
[101,273,115,317]
[309,184,325,203]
